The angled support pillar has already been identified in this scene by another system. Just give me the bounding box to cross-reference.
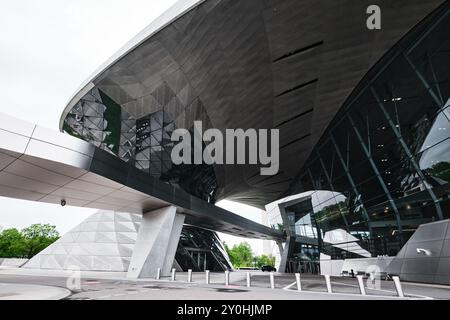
[276,241,284,256]
[278,236,293,273]
[162,213,185,276]
[127,206,185,279]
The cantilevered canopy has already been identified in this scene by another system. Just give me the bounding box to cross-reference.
[60,0,445,208]
[0,112,284,241]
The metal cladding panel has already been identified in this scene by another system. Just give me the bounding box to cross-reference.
[60,0,445,208]
[387,219,450,285]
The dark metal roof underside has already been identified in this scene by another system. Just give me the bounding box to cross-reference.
[62,0,445,208]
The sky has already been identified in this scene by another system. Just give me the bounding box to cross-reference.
[0,0,266,255]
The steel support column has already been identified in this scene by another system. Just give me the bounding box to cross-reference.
[329,133,373,232]
[315,149,350,228]
[371,86,444,220]
[346,112,403,234]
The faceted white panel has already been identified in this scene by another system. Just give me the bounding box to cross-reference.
[25,256,41,269]
[96,222,115,232]
[102,257,125,271]
[117,232,137,244]
[95,232,117,243]
[62,244,75,254]
[38,244,55,255]
[70,245,91,256]
[59,232,76,243]
[116,212,134,221]
[41,255,62,269]
[76,232,96,243]
[79,222,99,232]
[23,210,142,272]
[51,244,68,255]
[118,244,133,257]
[54,255,67,268]
[92,256,115,271]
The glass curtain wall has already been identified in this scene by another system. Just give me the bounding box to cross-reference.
[175,226,233,272]
[63,86,218,203]
[287,3,450,260]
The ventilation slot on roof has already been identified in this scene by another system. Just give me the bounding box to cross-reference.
[276,108,314,127]
[263,179,294,187]
[248,171,261,180]
[272,41,324,63]
[275,79,318,98]
[280,133,311,150]
[254,171,285,184]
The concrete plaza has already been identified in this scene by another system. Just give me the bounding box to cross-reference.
[0,268,449,300]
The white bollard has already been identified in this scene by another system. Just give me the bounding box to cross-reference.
[392,276,404,298]
[156,268,161,280]
[205,270,210,284]
[187,269,192,283]
[295,273,302,291]
[270,272,275,289]
[324,275,332,293]
[225,270,230,286]
[171,268,176,281]
[357,275,366,296]
[246,272,251,288]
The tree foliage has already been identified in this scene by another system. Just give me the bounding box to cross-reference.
[255,254,276,268]
[0,228,26,258]
[0,224,60,259]
[223,241,275,268]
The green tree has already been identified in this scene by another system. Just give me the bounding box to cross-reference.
[21,224,60,259]
[222,241,234,262]
[224,242,254,268]
[0,228,27,258]
[275,223,285,232]
[255,254,276,268]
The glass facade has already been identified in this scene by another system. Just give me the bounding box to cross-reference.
[63,85,218,203]
[175,226,233,272]
[284,4,450,263]
[283,198,321,273]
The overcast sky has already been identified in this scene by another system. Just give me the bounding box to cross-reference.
[0,1,265,255]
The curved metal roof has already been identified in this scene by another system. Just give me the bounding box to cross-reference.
[59,0,205,130]
[61,0,445,208]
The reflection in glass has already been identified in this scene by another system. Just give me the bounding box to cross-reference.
[277,4,450,270]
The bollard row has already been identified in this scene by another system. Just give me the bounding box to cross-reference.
[155,268,404,298]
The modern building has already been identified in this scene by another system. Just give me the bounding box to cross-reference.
[0,0,449,283]
[24,211,232,272]
[261,1,450,284]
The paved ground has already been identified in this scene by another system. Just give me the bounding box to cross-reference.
[0,283,70,300]
[0,268,448,300]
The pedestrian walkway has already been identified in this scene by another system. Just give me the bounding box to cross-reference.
[0,283,71,300]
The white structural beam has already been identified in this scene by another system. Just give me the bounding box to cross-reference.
[0,112,285,242]
[162,213,186,276]
[127,206,183,278]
